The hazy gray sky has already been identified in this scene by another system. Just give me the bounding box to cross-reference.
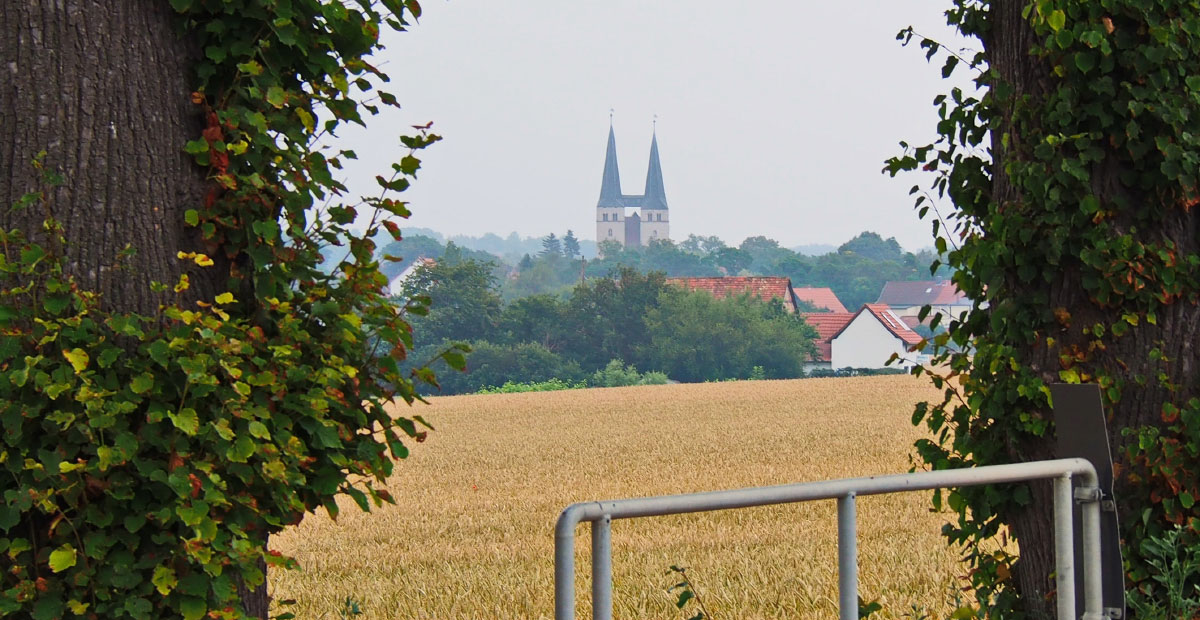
[335,1,974,251]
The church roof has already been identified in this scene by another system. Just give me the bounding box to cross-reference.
[642,132,668,211]
[596,124,670,210]
[597,125,625,208]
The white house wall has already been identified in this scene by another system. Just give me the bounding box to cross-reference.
[830,314,910,370]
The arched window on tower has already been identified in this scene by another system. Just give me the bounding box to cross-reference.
[602,213,607,221]
[608,229,613,237]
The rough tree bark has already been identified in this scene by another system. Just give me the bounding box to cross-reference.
[984,2,1200,617]
[0,0,219,311]
[0,1,268,616]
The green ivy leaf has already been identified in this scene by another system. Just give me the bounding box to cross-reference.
[227,435,255,462]
[63,348,89,373]
[130,373,155,394]
[1047,9,1066,32]
[48,544,77,573]
[266,86,287,109]
[152,565,178,595]
[248,421,270,440]
[169,408,199,435]
[43,294,70,315]
[180,598,207,620]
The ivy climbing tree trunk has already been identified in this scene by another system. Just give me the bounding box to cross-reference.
[982,3,1200,615]
[2,2,432,618]
[895,1,1200,617]
[0,0,220,311]
[980,3,1062,614]
[0,1,265,616]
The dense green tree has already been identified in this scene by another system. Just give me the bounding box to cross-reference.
[711,246,753,275]
[400,252,502,348]
[641,239,720,276]
[837,231,906,263]
[739,235,793,271]
[563,229,581,258]
[377,234,447,279]
[496,294,570,351]
[419,340,584,394]
[540,232,562,257]
[562,268,670,371]
[679,234,728,255]
[643,289,818,382]
[501,251,580,300]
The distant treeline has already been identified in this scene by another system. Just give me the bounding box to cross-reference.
[379,229,945,310]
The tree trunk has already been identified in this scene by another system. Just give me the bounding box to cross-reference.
[0,1,268,615]
[0,0,219,310]
[984,2,1200,617]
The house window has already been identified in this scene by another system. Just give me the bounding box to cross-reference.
[657,213,662,221]
[602,213,608,221]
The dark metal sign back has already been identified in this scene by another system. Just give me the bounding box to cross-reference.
[1049,383,1126,618]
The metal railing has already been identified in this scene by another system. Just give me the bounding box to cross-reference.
[555,458,1106,620]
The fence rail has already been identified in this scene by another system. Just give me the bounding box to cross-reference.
[555,458,1107,620]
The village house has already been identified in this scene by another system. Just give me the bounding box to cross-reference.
[829,303,924,370]
[876,280,970,327]
[665,276,801,313]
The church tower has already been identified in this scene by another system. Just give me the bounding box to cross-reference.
[596,124,627,247]
[639,131,669,244]
[594,121,671,251]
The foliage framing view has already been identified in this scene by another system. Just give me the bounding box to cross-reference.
[0,1,458,618]
[889,0,1200,617]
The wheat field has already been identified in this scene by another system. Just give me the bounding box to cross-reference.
[269,375,972,619]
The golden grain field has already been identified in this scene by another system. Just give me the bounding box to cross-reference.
[269,375,972,619]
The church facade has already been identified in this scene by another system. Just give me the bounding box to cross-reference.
[595,124,670,249]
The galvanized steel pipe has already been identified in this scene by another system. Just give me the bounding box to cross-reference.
[554,458,1103,620]
[837,493,858,620]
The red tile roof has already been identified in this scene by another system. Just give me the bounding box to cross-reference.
[876,280,969,307]
[667,277,798,311]
[793,287,848,313]
[853,303,924,346]
[800,312,855,362]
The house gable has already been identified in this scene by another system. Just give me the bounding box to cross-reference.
[829,304,923,369]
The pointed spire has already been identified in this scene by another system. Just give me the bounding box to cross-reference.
[597,124,624,207]
[642,129,668,210]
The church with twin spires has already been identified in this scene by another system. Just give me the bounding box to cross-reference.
[595,123,670,249]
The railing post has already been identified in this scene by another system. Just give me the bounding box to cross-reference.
[555,531,575,620]
[837,492,858,620]
[1053,474,1076,620]
[1079,488,1105,620]
[592,514,613,620]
